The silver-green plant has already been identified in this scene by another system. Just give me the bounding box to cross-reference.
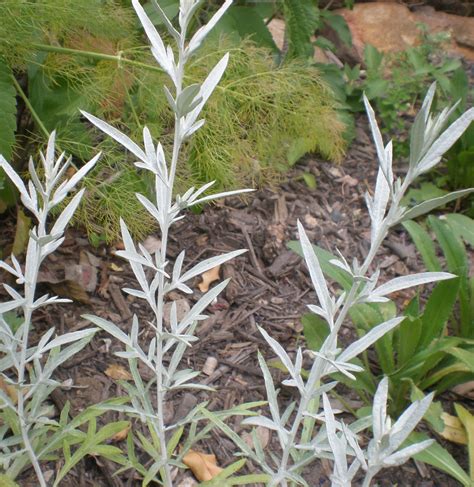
[81,0,256,485]
[0,133,118,486]
[224,85,474,486]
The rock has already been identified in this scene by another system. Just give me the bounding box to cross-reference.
[336,2,474,62]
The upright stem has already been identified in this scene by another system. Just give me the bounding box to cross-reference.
[15,214,49,486]
[153,45,185,487]
[274,177,413,484]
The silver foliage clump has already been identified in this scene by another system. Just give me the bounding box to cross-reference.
[82,0,253,485]
[235,86,474,486]
[0,134,100,486]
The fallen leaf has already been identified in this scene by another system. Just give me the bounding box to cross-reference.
[183,449,222,481]
[12,208,31,255]
[440,412,468,445]
[0,375,17,404]
[198,265,221,293]
[111,422,131,442]
[105,364,132,381]
[452,381,474,399]
[109,263,123,272]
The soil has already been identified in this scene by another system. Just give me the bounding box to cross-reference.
[1,115,469,486]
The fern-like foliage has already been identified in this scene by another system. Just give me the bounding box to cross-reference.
[282,0,319,59]
[0,58,17,210]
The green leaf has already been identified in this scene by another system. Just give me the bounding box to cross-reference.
[0,58,17,210]
[302,172,317,189]
[444,214,474,247]
[429,215,472,336]
[418,278,460,349]
[411,433,471,486]
[211,6,277,51]
[403,220,441,272]
[283,0,319,58]
[287,241,353,290]
[396,317,422,368]
[0,475,19,487]
[448,347,474,373]
[320,11,352,47]
[302,313,329,351]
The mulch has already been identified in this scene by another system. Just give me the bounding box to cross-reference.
[1,115,468,486]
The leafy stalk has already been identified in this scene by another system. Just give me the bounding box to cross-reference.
[82,1,255,484]
[0,133,100,484]
[240,84,474,485]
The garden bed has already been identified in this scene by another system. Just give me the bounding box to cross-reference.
[1,115,467,487]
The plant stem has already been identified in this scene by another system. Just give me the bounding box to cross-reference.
[32,43,164,74]
[15,209,49,486]
[10,74,50,139]
[274,176,413,483]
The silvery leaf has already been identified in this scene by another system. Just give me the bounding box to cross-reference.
[388,392,433,451]
[83,314,130,347]
[40,329,97,353]
[371,272,454,299]
[372,377,389,443]
[178,249,246,284]
[0,156,33,209]
[81,111,147,162]
[409,82,436,166]
[242,415,283,433]
[132,0,174,77]
[151,0,180,41]
[187,188,254,207]
[416,107,474,175]
[297,220,332,326]
[176,83,202,115]
[363,94,392,186]
[259,326,294,379]
[178,279,229,330]
[338,317,404,363]
[396,188,474,223]
[370,167,390,242]
[185,53,230,128]
[55,152,100,201]
[187,0,233,55]
[382,440,434,467]
[51,189,85,235]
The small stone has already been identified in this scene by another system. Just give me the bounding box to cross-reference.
[304,214,318,229]
[202,357,218,376]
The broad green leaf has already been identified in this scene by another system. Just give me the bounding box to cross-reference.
[403,220,441,272]
[429,216,472,336]
[419,278,460,349]
[396,317,422,368]
[444,213,474,247]
[411,433,471,486]
[302,313,329,351]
